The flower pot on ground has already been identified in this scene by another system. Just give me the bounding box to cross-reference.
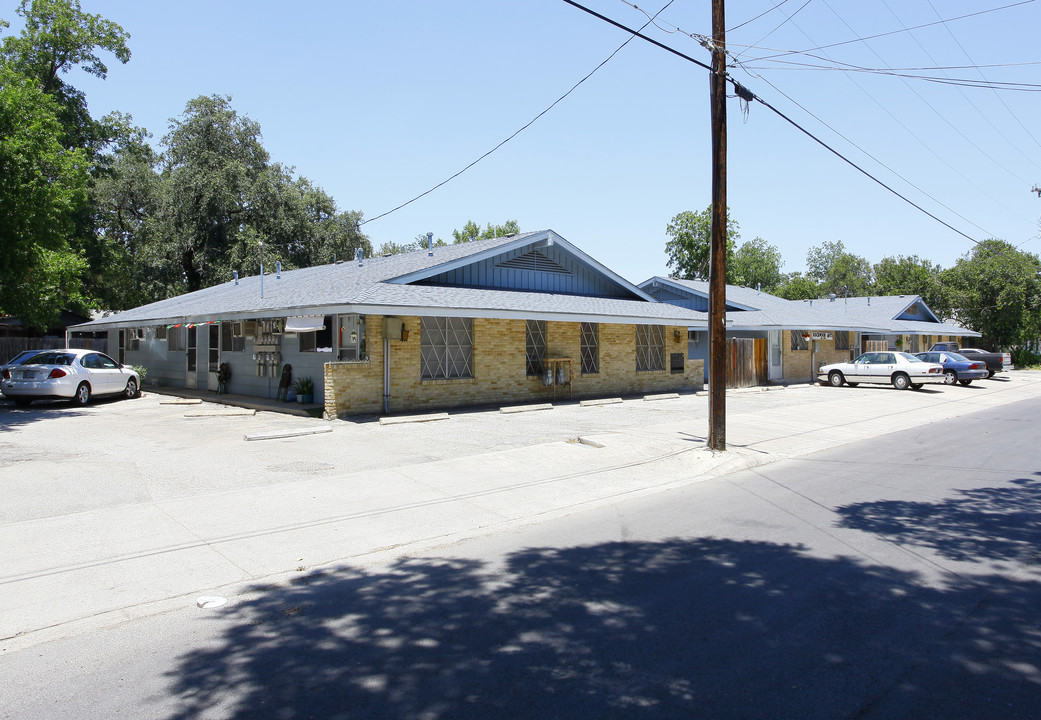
[293,376,314,404]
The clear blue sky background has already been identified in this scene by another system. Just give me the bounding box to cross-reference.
[8,0,1041,285]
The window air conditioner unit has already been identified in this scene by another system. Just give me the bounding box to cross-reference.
[232,321,243,337]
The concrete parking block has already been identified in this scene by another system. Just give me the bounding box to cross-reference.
[378,413,450,425]
[499,403,553,414]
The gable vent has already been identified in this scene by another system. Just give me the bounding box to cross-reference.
[496,250,572,275]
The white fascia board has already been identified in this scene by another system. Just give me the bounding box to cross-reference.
[385,230,657,303]
[355,303,708,327]
[539,232,657,302]
[384,232,550,285]
[73,304,709,330]
[639,276,761,311]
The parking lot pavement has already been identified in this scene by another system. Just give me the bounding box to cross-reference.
[3,372,1041,650]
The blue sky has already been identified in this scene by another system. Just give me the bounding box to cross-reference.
[9,0,1041,284]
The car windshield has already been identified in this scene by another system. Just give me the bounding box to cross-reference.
[897,352,923,363]
[4,350,38,365]
[26,352,75,366]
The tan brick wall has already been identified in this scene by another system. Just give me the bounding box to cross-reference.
[780,329,857,383]
[324,316,705,418]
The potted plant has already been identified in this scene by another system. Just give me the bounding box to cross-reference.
[293,376,314,404]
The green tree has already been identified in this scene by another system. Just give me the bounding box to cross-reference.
[873,254,948,317]
[773,272,820,301]
[451,219,520,244]
[0,65,89,327]
[730,237,784,291]
[664,207,738,281]
[805,240,873,297]
[943,239,1041,350]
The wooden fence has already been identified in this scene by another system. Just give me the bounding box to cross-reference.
[0,336,107,361]
[726,337,768,388]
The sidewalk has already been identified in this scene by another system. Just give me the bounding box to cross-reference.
[3,373,1041,651]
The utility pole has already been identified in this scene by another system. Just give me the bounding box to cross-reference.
[708,0,728,451]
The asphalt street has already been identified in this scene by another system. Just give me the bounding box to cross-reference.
[1,374,1040,718]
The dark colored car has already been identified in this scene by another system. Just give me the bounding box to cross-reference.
[914,351,988,386]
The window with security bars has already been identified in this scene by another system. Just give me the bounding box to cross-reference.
[580,322,599,374]
[835,331,850,351]
[420,317,473,380]
[791,330,808,351]
[526,319,546,376]
[635,325,665,371]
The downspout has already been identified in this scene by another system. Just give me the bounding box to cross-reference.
[383,328,390,414]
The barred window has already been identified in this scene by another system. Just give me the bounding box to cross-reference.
[791,330,808,351]
[580,322,599,374]
[421,317,473,380]
[636,325,665,371]
[835,331,850,350]
[526,319,546,376]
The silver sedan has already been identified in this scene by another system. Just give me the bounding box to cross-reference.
[1,349,140,407]
[818,351,946,390]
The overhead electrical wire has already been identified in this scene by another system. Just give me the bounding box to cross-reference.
[727,0,795,33]
[747,0,1037,63]
[358,1,676,227]
[926,0,1041,152]
[563,0,989,246]
[812,0,1035,204]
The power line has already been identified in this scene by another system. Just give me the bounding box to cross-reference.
[563,0,987,246]
[747,0,1037,63]
[359,1,676,227]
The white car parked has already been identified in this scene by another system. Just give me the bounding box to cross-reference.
[1,348,140,407]
[818,351,946,390]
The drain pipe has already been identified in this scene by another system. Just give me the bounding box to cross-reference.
[383,331,391,414]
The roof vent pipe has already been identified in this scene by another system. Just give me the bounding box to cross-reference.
[276,261,281,279]
[233,271,239,285]
[829,293,836,302]
[757,282,761,295]
[357,248,363,267]
[427,232,434,257]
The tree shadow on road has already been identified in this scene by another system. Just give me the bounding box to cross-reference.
[163,535,1041,720]
[836,474,1041,563]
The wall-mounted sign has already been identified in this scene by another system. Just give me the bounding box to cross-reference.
[811,332,833,340]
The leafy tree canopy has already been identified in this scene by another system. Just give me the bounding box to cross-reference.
[665,207,738,281]
[873,254,949,318]
[942,239,1041,350]
[452,219,520,244]
[0,65,89,326]
[730,237,784,291]
[805,240,873,297]
[773,272,820,301]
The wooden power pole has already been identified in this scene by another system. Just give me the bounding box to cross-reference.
[708,0,728,451]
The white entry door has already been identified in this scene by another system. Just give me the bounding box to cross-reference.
[768,330,783,381]
[185,326,198,389]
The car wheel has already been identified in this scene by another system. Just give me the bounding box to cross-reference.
[959,379,972,386]
[944,370,957,385]
[14,398,32,408]
[73,382,91,406]
[124,378,139,399]
[892,373,911,390]
[828,371,844,387]
[911,383,924,390]
[987,370,995,378]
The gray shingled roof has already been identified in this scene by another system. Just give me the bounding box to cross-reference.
[74,232,708,330]
[640,276,978,336]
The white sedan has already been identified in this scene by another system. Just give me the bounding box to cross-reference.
[1,348,140,407]
[818,351,946,390]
